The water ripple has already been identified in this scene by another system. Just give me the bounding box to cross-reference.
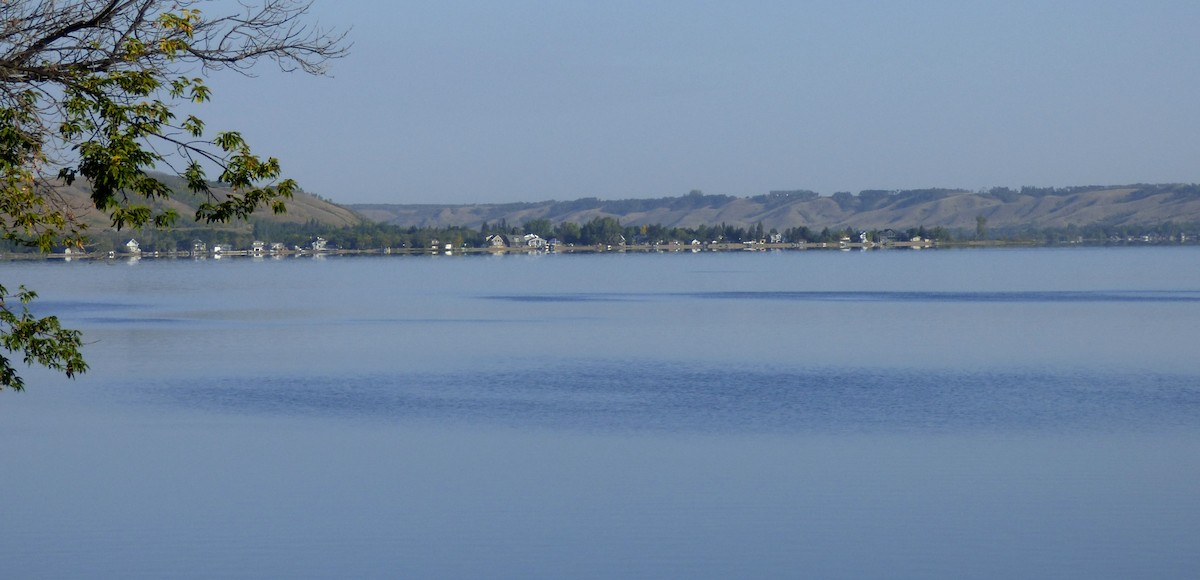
[129,361,1200,435]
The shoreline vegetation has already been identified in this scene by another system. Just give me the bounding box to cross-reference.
[15,236,1199,262]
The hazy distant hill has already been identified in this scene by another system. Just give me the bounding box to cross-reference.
[350,185,1200,231]
[48,174,362,231]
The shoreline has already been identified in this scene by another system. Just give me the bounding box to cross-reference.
[12,238,1197,262]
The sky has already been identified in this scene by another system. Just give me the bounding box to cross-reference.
[200,0,1200,204]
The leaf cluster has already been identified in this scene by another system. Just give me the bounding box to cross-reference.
[0,0,345,390]
[0,284,86,391]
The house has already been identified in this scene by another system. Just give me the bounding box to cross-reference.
[251,240,266,255]
[768,233,783,244]
[486,234,507,248]
[125,239,141,254]
[311,237,328,252]
[192,240,206,255]
[505,234,546,248]
[269,242,287,254]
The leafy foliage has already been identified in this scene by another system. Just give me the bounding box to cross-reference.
[0,0,345,390]
[0,285,86,391]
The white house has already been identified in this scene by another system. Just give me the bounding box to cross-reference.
[502,234,546,249]
[125,239,141,254]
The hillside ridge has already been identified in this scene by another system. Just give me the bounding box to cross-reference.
[350,184,1200,231]
[48,174,363,230]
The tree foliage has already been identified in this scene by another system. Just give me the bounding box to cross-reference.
[0,0,345,390]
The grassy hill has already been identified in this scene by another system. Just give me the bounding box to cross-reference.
[349,184,1200,232]
[48,174,363,234]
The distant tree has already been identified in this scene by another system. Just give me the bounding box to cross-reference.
[522,218,554,238]
[553,221,580,244]
[0,0,346,390]
[857,190,891,209]
[580,217,623,245]
[831,191,857,210]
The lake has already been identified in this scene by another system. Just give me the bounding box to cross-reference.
[3,247,1199,578]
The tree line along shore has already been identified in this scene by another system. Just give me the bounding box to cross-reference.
[6,212,1196,261]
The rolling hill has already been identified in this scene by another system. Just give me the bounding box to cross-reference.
[349,184,1200,232]
[46,174,363,232]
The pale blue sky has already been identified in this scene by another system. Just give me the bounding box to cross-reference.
[203,0,1200,204]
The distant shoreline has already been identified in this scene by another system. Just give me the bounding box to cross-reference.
[15,238,1200,262]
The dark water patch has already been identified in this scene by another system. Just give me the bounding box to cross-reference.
[481,290,1200,305]
[26,300,142,316]
[130,361,1200,435]
[82,316,186,325]
[680,290,1200,303]
[345,317,527,325]
[484,293,649,303]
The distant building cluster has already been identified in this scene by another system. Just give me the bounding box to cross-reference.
[108,237,331,258]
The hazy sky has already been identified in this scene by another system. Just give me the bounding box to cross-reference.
[202,0,1200,204]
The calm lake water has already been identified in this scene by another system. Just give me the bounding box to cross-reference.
[3,247,1199,578]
